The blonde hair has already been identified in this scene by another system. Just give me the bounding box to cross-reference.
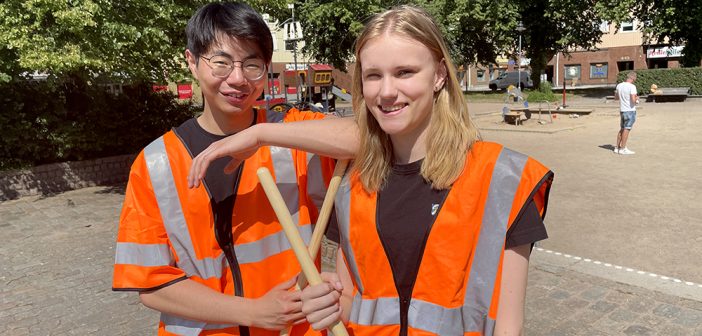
[352,5,480,192]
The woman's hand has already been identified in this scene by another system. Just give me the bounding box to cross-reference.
[301,272,344,331]
[250,276,306,330]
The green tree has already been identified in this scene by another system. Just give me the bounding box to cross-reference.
[294,0,520,72]
[291,0,615,90]
[420,0,519,68]
[0,0,210,84]
[630,0,702,67]
[516,0,619,88]
[294,0,388,71]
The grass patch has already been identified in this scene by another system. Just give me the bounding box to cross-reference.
[464,90,576,103]
[465,87,611,104]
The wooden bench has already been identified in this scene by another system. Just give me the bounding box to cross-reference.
[503,107,528,125]
[503,112,523,125]
[647,87,690,102]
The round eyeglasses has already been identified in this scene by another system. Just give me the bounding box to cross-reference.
[200,55,266,81]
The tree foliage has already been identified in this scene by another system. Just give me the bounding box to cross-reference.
[630,0,702,67]
[420,0,519,67]
[295,0,388,71]
[294,0,521,71]
[0,0,209,83]
[293,0,618,89]
[515,0,619,88]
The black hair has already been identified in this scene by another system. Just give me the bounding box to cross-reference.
[186,2,273,63]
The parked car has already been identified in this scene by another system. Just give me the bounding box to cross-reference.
[489,71,534,91]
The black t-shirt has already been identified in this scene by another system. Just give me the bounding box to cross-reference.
[173,116,254,202]
[326,159,548,301]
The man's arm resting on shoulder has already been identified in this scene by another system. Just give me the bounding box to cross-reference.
[189,116,358,188]
[256,116,358,159]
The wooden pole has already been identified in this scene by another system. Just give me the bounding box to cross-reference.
[257,167,349,336]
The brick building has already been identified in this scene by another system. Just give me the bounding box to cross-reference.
[463,20,694,89]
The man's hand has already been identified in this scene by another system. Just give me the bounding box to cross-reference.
[249,276,306,330]
[301,272,344,331]
[188,126,261,188]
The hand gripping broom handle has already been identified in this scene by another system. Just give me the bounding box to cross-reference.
[257,167,349,336]
[280,160,349,336]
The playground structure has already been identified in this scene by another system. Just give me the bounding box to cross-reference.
[254,63,352,114]
[501,85,593,125]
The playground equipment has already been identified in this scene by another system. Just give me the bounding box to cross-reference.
[254,63,353,114]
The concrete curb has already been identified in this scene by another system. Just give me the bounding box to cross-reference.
[479,125,586,134]
[532,248,702,303]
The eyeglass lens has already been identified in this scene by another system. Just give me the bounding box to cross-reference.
[207,55,265,80]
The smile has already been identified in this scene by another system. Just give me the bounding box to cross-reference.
[379,104,407,113]
[222,92,247,99]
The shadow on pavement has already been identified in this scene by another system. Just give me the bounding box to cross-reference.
[598,144,616,152]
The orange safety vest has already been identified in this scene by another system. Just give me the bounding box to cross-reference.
[335,142,552,336]
[113,108,334,335]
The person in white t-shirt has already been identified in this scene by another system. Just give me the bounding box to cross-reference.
[614,71,638,155]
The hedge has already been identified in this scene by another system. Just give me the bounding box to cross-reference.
[526,81,558,102]
[617,67,702,95]
[1,78,197,171]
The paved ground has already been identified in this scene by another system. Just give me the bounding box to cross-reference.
[2,98,702,335]
[473,98,702,284]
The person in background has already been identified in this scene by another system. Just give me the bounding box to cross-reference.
[614,71,638,155]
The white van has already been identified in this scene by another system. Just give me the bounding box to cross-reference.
[489,71,534,91]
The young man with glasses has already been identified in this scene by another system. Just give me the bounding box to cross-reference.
[112,2,355,335]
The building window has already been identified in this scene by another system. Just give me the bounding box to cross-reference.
[285,40,296,51]
[599,21,610,33]
[477,70,486,82]
[620,21,634,32]
[564,65,581,79]
[590,63,608,79]
[617,61,634,72]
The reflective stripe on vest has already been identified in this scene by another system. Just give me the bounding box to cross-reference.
[335,173,364,294]
[114,242,172,267]
[135,131,310,334]
[338,147,528,335]
[162,313,236,335]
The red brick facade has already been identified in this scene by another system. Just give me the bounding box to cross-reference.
[463,45,690,88]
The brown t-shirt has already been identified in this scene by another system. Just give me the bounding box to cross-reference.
[326,159,548,303]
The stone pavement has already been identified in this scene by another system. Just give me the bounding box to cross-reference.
[2,185,702,335]
[0,186,157,335]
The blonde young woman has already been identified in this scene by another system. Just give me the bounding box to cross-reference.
[189,5,553,335]
[298,6,553,336]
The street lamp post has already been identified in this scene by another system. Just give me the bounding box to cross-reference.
[288,4,300,102]
[516,21,525,91]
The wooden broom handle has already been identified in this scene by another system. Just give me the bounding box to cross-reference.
[257,167,349,336]
[307,159,349,261]
[281,160,349,336]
